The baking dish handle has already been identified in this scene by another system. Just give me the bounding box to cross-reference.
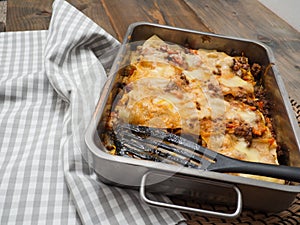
[140,171,243,219]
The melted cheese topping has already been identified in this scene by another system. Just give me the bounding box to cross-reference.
[109,35,282,183]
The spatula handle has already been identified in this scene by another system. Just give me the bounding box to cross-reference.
[211,157,300,183]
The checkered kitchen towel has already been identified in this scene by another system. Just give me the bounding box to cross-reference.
[0,0,185,224]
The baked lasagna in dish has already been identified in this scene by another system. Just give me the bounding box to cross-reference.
[102,35,283,183]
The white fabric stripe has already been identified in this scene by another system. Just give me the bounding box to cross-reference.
[0,92,27,224]
[35,90,61,224]
[60,117,83,225]
[0,32,9,79]
[22,76,50,224]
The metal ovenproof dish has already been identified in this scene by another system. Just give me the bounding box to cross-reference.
[85,22,300,218]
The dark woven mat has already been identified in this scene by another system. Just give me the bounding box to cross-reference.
[180,98,300,225]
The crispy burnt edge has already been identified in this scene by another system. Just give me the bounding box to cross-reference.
[96,66,130,155]
[231,56,289,168]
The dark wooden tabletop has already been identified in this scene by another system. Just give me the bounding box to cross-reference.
[5,0,300,104]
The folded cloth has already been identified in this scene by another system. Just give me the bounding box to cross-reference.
[0,0,186,224]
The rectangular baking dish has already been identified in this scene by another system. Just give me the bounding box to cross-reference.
[85,22,300,218]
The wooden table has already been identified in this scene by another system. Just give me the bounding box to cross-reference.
[6,0,300,104]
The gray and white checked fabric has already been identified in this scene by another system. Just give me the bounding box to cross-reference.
[0,0,185,224]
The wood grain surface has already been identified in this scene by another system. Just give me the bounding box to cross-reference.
[0,22,5,32]
[6,0,300,104]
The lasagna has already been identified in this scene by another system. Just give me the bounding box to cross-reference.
[103,35,282,183]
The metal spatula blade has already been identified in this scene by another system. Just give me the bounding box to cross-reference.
[114,123,300,183]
